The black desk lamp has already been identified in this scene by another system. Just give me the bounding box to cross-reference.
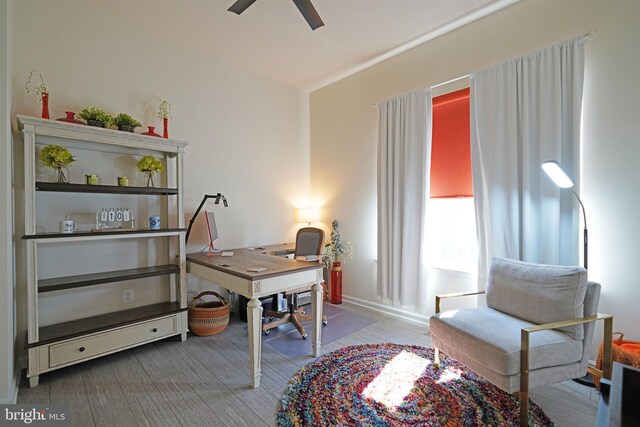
[185,193,228,244]
[541,160,587,269]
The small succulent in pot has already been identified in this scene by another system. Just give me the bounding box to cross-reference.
[77,107,113,128]
[112,113,142,132]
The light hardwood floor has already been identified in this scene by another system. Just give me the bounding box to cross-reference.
[17,303,599,426]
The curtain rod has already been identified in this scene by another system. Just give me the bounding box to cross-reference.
[372,29,598,109]
[432,74,470,89]
[371,75,470,108]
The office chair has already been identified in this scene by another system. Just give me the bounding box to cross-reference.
[262,227,328,339]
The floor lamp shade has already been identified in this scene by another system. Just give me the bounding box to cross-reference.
[541,160,588,269]
[541,160,575,188]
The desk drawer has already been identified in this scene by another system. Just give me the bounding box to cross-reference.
[49,316,176,367]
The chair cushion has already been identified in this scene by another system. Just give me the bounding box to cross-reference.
[486,257,588,339]
[430,307,583,376]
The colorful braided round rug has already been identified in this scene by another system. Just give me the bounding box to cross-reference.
[278,343,554,426]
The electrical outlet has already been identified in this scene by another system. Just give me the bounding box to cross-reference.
[123,289,134,302]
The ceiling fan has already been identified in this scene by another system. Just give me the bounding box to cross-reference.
[227,0,325,30]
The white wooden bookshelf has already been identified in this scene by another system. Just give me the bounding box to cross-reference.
[18,115,189,387]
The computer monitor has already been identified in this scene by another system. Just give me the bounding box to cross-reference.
[205,211,220,256]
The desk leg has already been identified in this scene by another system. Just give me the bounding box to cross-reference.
[311,282,323,357]
[247,297,263,388]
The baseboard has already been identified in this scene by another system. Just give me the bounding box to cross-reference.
[11,366,19,403]
[341,294,430,327]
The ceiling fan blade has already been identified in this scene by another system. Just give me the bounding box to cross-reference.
[292,0,324,30]
[228,0,258,15]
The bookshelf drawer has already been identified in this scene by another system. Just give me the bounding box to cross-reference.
[49,316,176,367]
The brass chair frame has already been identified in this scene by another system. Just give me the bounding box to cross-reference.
[434,291,613,427]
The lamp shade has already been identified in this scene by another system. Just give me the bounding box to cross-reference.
[541,160,574,188]
[296,207,320,224]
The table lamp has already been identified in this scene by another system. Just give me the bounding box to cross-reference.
[185,193,228,244]
[541,160,588,269]
[296,207,321,225]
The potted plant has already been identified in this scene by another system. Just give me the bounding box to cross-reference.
[157,100,172,138]
[24,70,50,119]
[322,220,353,304]
[322,220,353,268]
[137,155,163,187]
[40,144,76,183]
[77,107,113,128]
[112,113,142,132]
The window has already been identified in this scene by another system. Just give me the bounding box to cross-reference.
[430,88,472,198]
[428,87,477,272]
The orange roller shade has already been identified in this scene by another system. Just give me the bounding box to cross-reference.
[430,88,472,198]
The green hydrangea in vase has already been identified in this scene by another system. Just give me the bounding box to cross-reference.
[40,145,76,183]
[137,156,163,187]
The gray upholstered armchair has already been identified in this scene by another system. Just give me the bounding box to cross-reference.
[430,257,613,427]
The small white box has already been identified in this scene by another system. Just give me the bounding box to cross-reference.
[297,291,311,307]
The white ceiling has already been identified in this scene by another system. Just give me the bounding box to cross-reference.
[94,0,519,92]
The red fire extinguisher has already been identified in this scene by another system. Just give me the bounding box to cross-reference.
[330,261,342,304]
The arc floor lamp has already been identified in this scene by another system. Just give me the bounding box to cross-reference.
[542,160,595,388]
[541,160,588,269]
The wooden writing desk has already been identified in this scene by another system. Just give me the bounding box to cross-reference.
[186,243,324,388]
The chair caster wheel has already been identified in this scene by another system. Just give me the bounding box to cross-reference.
[322,319,328,326]
[301,333,308,340]
[264,330,271,336]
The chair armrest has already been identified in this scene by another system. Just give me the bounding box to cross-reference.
[435,290,485,314]
[520,313,614,383]
[522,312,612,333]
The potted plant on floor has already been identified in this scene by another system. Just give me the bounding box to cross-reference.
[112,113,142,132]
[322,220,353,304]
[77,107,113,128]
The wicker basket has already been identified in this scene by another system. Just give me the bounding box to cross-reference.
[188,291,230,336]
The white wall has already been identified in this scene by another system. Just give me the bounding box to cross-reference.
[0,0,16,405]
[11,0,310,358]
[310,0,640,344]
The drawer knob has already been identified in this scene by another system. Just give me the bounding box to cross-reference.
[152,328,158,333]
[79,346,86,352]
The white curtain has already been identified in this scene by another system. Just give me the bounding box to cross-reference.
[471,37,585,285]
[377,89,431,310]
